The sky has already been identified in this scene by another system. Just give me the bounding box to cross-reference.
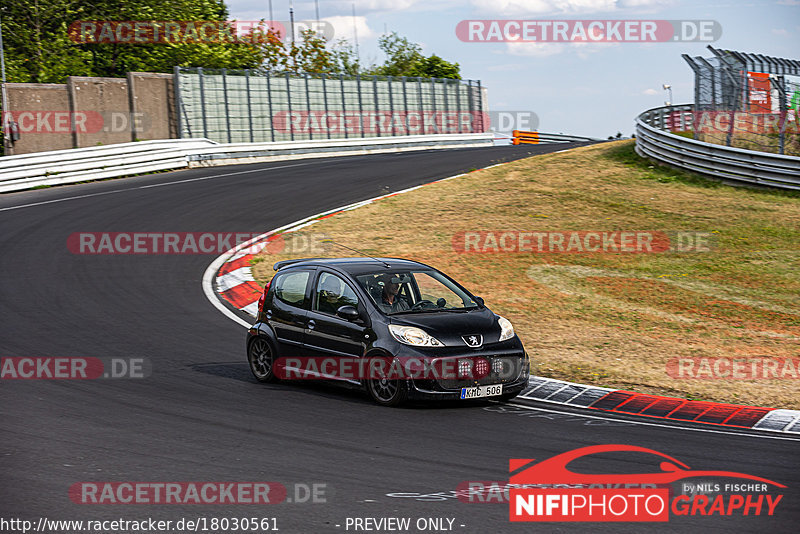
[225,0,800,138]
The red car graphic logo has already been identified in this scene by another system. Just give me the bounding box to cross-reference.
[509,444,785,487]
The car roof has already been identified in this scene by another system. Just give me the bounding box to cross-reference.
[273,257,431,275]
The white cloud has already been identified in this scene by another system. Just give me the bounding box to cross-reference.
[470,0,672,16]
[324,15,377,42]
[771,28,789,36]
[642,88,659,95]
[505,40,616,57]
[777,0,800,5]
[505,42,568,57]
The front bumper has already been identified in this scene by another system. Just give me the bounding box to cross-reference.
[399,345,531,400]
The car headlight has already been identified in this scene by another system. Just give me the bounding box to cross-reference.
[388,325,443,347]
[498,316,515,341]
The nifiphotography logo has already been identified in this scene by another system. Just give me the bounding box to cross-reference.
[508,445,785,522]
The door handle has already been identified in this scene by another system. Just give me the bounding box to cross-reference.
[307,319,316,330]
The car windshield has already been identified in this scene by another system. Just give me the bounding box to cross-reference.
[355,269,479,315]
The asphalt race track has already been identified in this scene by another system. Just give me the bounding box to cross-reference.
[1,144,798,533]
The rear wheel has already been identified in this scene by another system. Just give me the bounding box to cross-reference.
[248,337,277,383]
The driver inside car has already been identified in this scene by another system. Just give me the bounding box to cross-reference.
[319,276,344,315]
[378,273,411,313]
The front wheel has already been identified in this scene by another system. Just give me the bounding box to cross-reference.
[366,358,408,406]
[248,337,278,383]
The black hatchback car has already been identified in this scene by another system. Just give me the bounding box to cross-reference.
[246,258,530,406]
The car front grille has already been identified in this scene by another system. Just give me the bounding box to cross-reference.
[436,355,523,390]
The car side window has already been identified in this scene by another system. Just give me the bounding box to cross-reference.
[314,272,359,316]
[273,271,310,308]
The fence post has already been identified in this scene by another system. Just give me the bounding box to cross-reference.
[357,74,364,137]
[222,68,232,143]
[442,79,450,133]
[286,72,294,141]
[322,73,330,139]
[388,76,395,136]
[245,69,254,143]
[430,78,438,133]
[304,73,313,140]
[340,74,348,139]
[417,77,424,134]
[198,67,209,139]
[267,72,275,142]
[173,67,183,139]
[401,76,408,136]
[373,75,381,137]
[477,80,483,132]
[455,79,462,134]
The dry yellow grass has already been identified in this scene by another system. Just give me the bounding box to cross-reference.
[251,140,800,409]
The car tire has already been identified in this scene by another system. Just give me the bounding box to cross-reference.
[365,357,408,406]
[248,337,278,383]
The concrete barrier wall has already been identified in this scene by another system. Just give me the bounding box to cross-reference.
[6,83,75,154]
[127,72,177,141]
[4,73,176,155]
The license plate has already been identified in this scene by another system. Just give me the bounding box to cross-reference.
[460,384,503,399]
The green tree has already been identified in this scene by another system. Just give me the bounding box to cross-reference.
[371,32,460,79]
[408,54,460,79]
[284,29,335,74]
[0,0,271,82]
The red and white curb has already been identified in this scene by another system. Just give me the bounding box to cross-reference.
[201,165,800,434]
[519,377,800,434]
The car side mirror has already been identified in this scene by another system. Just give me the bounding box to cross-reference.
[474,296,485,306]
[336,305,360,321]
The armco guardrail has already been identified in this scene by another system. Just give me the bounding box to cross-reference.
[636,105,800,190]
[184,133,494,166]
[0,139,218,193]
[506,131,598,145]
[0,133,493,193]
